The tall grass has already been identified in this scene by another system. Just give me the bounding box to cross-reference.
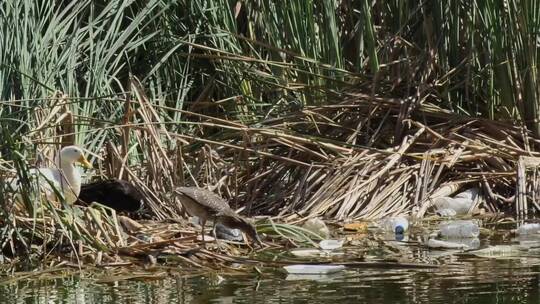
[0,0,537,202]
[2,1,538,138]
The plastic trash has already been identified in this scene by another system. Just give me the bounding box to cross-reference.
[290,249,344,258]
[469,245,527,258]
[427,239,467,249]
[319,239,344,250]
[433,197,470,215]
[427,238,480,249]
[516,223,540,235]
[302,217,330,239]
[381,216,409,234]
[459,237,480,249]
[290,249,325,258]
[394,233,408,241]
[439,220,480,238]
[283,264,346,275]
[435,208,457,217]
[433,188,480,215]
[380,231,409,242]
[286,273,342,282]
[517,235,540,249]
[455,188,480,201]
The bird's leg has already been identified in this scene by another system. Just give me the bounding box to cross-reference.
[212,219,222,250]
[200,219,206,248]
[211,221,217,239]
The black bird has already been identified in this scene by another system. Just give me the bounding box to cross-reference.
[174,186,262,246]
[77,179,144,213]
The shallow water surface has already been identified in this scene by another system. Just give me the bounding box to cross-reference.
[2,219,540,304]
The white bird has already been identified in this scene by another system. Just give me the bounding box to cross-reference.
[12,145,92,205]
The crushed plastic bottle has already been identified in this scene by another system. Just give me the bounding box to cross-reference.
[433,188,480,216]
[516,223,540,235]
[454,187,480,201]
[427,237,480,249]
[469,245,527,258]
[517,234,540,249]
[319,239,344,250]
[302,217,330,239]
[381,216,409,234]
[284,264,346,275]
[290,249,344,258]
[427,238,467,249]
[439,220,479,238]
[436,208,457,217]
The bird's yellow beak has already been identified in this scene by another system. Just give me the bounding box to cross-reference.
[77,155,93,169]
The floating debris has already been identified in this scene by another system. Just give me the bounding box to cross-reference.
[439,220,479,238]
[319,239,344,250]
[290,249,344,258]
[516,223,540,235]
[427,239,467,249]
[468,245,527,258]
[283,265,346,275]
[427,238,480,250]
[380,216,409,234]
[286,273,343,282]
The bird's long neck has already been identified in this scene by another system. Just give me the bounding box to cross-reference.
[57,159,81,198]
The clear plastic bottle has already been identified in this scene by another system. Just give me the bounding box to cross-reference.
[433,196,473,215]
[382,216,409,234]
[436,208,457,217]
[516,223,540,235]
[319,239,344,250]
[439,220,479,238]
[455,188,480,200]
[427,237,480,249]
[302,217,330,239]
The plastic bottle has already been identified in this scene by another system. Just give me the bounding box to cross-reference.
[433,196,471,215]
[436,208,457,217]
[302,217,331,239]
[439,220,479,238]
[516,223,540,235]
[427,237,480,249]
[319,239,344,250]
[382,216,409,234]
[454,188,480,201]
[469,245,525,258]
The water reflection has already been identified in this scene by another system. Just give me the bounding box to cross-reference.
[1,260,539,304]
[3,223,540,303]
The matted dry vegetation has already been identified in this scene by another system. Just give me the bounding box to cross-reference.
[99,83,537,221]
[2,84,539,272]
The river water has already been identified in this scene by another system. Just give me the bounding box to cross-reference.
[2,219,540,303]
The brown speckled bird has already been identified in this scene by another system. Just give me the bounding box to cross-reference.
[174,187,262,246]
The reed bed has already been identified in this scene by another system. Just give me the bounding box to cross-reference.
[96,84,534,221]
[1,85,537,271]
[1,0,539,272]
